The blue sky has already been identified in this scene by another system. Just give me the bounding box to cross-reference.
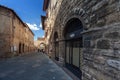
[0,0,45,40]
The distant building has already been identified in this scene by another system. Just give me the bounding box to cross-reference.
[0,5,34,58]
[34,37,45,52]
[42,0,120,80]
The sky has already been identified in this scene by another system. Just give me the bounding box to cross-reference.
[0,0,45,40]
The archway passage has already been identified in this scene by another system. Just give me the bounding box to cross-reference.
[54,32,59,61]
[64,18,83,79]
[39,43,46,52]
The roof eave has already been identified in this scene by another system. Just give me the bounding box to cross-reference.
[43,0,49,11]
[41,16,46,30]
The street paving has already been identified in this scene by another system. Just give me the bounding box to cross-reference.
[0,53,72,80]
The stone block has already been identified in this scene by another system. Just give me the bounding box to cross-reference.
[94,56,106,64]
[106,12,120,24]
[97,39,110,49]
[90,14,96,23]
[113,42,120,50]
[107,60,120,70]
[97,19,106,27]
[92,0,108,12]
[105,31,120,39]
[83,0,97,11]
[84,72,92,79]
[92,32,103,40]
[84,40,91,48]
[98,49,120,58]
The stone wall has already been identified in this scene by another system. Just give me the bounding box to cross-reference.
[0,6,13,57]
[12,14,34,55]
[82,23,120,80]
[50,0,120,80]
[0,6,34,58]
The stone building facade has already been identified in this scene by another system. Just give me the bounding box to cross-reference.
[42,0,120,80]
[42,0,63,57]
[0,5,34,58]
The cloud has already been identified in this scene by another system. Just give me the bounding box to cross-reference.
[26,23,40,30]
[42,35,44,38]
[39,23,42,28]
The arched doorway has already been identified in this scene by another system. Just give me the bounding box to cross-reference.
[64,18,83,79]
[19,43,22,53]
[54,32,59,61]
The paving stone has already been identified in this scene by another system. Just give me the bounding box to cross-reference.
[0,53,72,80]
[32,64,40,68]
[0,73,7,78]
[16,70,25,74]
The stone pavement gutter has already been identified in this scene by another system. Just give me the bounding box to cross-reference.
[50,57,80,80]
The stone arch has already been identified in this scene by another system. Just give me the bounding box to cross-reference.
[40,42,46,46]
[54,31,59,61]
[39,42,46,49]
[39,42,46,51]
[63,18,83,38]
[61,15,86,39]
[63,17,83,79]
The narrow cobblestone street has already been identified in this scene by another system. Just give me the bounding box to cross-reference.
[0,53,72,80]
